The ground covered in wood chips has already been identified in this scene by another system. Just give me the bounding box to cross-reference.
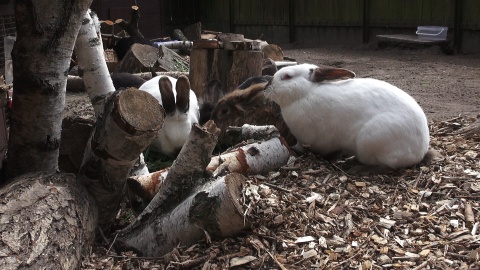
[73,45,480,269]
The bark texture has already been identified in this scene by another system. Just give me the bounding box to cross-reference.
[114,43,159,74]
[6,0,93,179]
[75,10,115,116]
[118,121,222,255]
[189,49,262,99]
[78,89,164,231]
[0,172,97,269]
[120,173,248,257]
[127,125,292,201]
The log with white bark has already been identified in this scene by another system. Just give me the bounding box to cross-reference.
[78,88,164,231]
[127,124,292,201]
[121,173,249,256]
[207,137,291,177]
[157,40,193,50]
[75,10,115,116]
[118,122,251,256]
[66,71,189,92]
[143,121,219,211]
[0,172,97,269]
[127,167,169,201]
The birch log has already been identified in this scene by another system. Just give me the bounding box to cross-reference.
[206,137,291,177]
[120,172,249,257]
[66,72,189,92]
[78,89,164,231]
[127,124,292,201]
[74,10,115,116]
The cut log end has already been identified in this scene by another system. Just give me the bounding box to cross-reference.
[225,173,247,217]
[202,120,221,137]
[132,44,159,67]
[114,88,165,134]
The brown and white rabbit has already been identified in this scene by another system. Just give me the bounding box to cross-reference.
[265,63,430,172]
[210,76,299,149]
[139,75,199,157]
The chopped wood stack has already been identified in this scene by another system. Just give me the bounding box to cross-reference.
[189,32,267,99]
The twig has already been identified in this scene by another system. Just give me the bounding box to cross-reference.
[168,255,211,269]
[328,161,352,176]
[262,182,291,193]
[281,166,301,171]
[107,232,119,253]
[108,254,163,260]
[97,226,110,246]
[412,259,431,270]
[446,252,470,260]
[217,248,250,261]
[265,249,288,270]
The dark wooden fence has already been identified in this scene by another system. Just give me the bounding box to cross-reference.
[164,0,480,53]
[1,0,479,72]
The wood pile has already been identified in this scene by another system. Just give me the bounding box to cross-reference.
[189,30,282,99]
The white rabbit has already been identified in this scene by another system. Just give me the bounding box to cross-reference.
[139,75,199,157]
[265,63,430,172]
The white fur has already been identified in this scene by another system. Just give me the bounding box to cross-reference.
[265,63,430,169]
[139,76,199,157]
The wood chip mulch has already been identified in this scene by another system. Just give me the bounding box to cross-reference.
[83,115,480,270]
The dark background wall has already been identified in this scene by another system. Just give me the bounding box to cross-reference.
[1,0,479,76]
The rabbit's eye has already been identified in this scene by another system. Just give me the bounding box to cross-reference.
[281,74,292,81]
[221,108,229,115]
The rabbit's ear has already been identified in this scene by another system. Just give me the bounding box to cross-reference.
[175,75,191,113]
[159,76,176,115]
[204,79,224,104]
[310,67,356,82]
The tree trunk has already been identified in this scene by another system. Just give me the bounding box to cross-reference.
[189,49,262,99]
[6,0,93,179]
[0,172,97,269]
[227,50,263,92]
[78,88,164,231]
